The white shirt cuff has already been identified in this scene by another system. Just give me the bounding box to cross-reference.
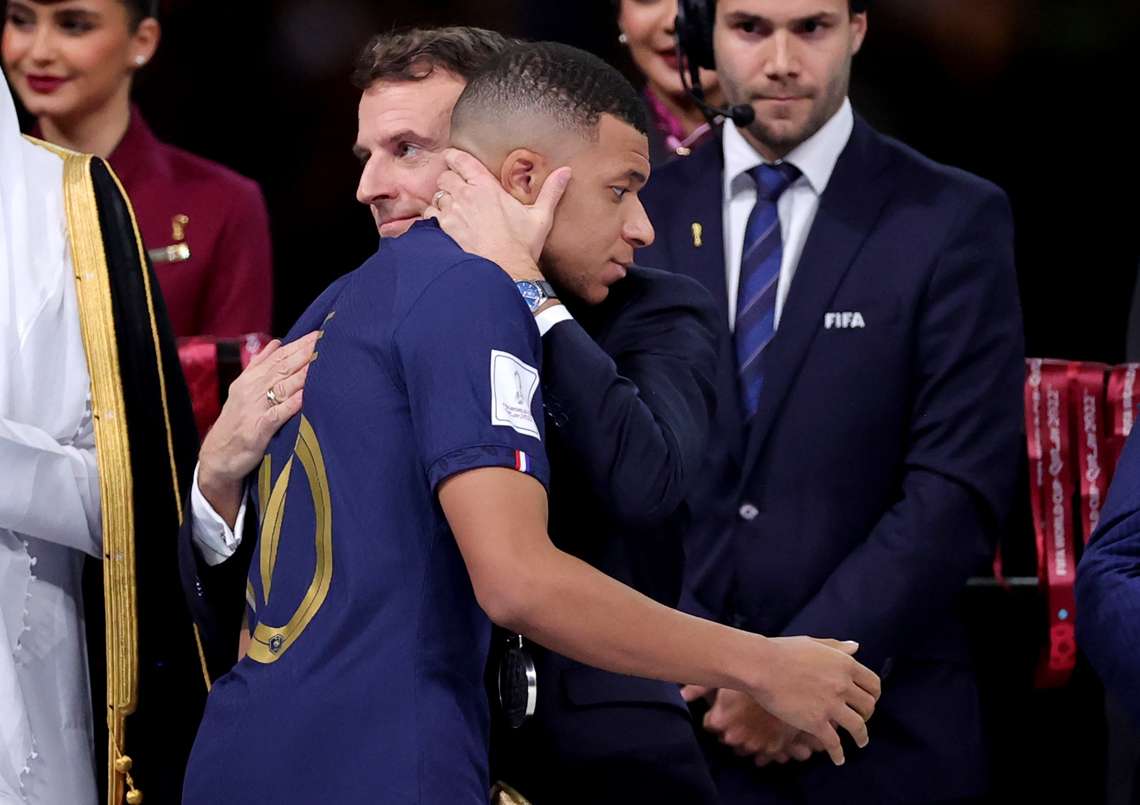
[535,304,574,336]
[190,463,248,567]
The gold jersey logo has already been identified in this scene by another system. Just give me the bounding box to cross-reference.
[247,415,334,663]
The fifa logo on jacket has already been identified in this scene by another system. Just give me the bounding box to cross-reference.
[824,311,866,330]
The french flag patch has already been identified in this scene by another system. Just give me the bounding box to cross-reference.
[514,450,531,473]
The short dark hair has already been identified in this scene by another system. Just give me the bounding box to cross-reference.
[122,0,158,29]
[351,27,515,90]
[452,42,648,140]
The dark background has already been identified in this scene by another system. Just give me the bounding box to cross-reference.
[9,1,1140,802]
[43,0,1137,362]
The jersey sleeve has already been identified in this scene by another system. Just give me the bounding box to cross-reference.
[394,258,550,492]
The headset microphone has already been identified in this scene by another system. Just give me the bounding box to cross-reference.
[674,33,755,128]
[686,80,756,128]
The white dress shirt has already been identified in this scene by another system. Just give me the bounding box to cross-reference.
[722,98,854,331]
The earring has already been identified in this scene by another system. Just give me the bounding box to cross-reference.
[134,56,146,66]
[618,32,629,45]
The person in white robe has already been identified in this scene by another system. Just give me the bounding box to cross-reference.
[0,72,102,805]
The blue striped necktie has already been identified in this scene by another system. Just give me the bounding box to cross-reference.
[734,162,801,420]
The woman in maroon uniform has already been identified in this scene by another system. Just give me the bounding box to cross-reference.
[616,0,723,164]
[3,0,272,337]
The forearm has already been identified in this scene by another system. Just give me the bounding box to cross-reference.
[196,461,245,532]
[543,325,682,522]
[498,537,766,694]
[190,463,248,564]
[442,467,878,759]
[0,415,101,557]
[446,467,758,690]
[542,322,714,526]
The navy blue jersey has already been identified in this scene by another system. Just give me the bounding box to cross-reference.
[183,221,549,804]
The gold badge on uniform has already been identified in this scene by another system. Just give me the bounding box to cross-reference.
[147,213,191,264]
[691,222,704,248]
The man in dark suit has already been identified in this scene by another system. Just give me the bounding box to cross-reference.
[638,0,1024,802]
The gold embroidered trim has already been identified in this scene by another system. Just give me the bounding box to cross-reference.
[103,158,209,693]
[192,624,212,693]
[259,456,293,604]
[53,143,137,805]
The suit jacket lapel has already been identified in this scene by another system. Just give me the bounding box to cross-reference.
[742,118,896,473]
[661,140,729,317]
[641,140,748,472]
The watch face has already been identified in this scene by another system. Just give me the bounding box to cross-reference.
[515,281,543,312]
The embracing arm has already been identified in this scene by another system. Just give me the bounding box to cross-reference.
[541,281,719,528]
[440,466,880,765]
[179,334,316,674]
[192,332,318,539]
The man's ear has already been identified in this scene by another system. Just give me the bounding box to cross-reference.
[500,149,551,205]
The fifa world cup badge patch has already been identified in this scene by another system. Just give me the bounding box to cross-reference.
[490,350,540,439]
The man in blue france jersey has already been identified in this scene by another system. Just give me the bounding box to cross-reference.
[182,43,880,804]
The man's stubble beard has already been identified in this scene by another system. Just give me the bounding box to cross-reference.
[730,56,853,159]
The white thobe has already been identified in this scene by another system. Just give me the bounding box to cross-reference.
[1,77,101,805]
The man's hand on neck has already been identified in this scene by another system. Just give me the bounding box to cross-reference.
[426,148,571,283]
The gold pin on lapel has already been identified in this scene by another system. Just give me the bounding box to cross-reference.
[147,213,192,264]
[691,222,704,248]
[172,213,190,242]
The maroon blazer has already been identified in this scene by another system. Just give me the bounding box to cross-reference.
[106,106,273,337]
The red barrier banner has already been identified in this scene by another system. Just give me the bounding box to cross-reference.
[177,339,221,440]
[1068,364,1109,545]
[1025,360,1078,688]
[177,333,273,438]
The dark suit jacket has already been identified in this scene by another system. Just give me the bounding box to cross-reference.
[638,117,1025,804]
[494,265,721,805]
[1077,427,1140,728]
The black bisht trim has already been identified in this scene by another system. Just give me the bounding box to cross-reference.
[82,156,206,805]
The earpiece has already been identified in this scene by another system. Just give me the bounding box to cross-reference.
[674,0,756,127]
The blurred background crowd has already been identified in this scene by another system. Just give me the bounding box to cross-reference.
[7,0,1132,354]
